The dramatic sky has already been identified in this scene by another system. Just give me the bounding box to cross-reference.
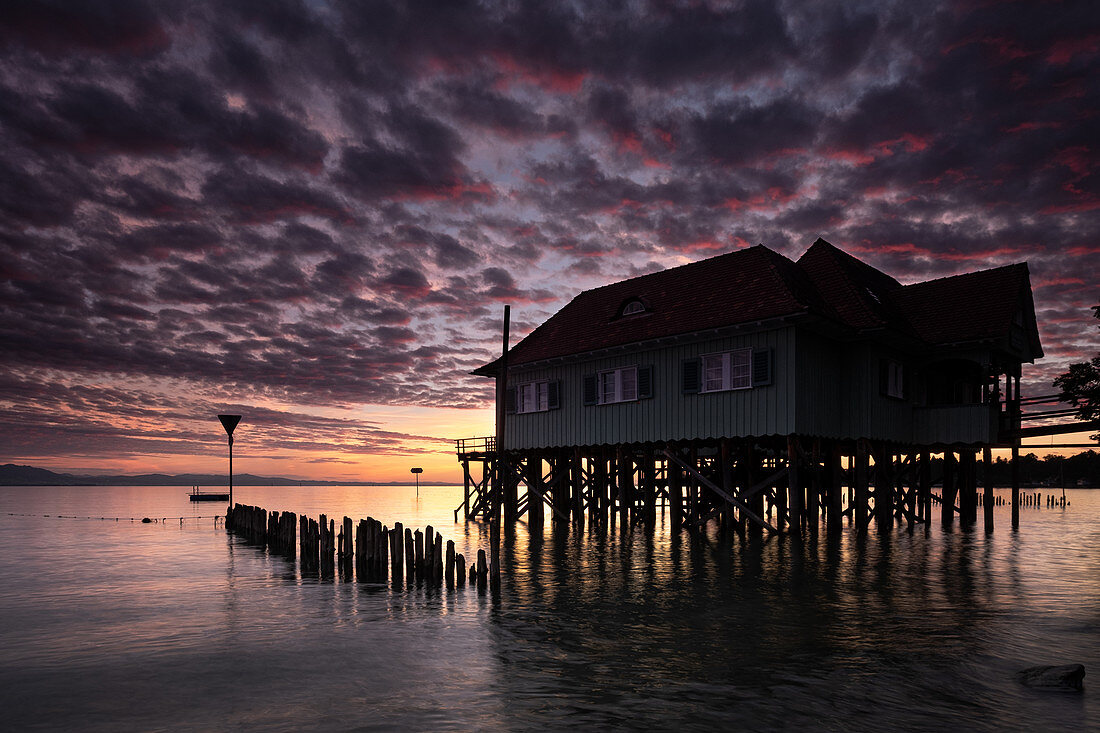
[1,0,1097,482]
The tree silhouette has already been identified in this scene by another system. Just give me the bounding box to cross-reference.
[1054,305,1100,442]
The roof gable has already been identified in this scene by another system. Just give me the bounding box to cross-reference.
[479,239,1044,371]
[502,245,825,366]
[797,238,906,331]
[889,263,1042,355]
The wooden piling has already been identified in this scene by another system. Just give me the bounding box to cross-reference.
[414,529,424,580]
[425,525,435,578]
[826,443,842,534]
[1011,443,1020,528]
[476,549,487,588]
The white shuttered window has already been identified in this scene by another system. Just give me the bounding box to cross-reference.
[700,349,751,392]
[598,366,637,404]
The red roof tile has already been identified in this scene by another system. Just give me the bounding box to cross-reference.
[890,263,1033,345]
[485,239,1042,370]
[503,245,828,366]
[797,238,908,331]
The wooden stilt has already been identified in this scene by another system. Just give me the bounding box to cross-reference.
[873,444,892,528]
[787,437,802,535]
[855,439,869,531]
[983,446,994,533]
[918,450,931,524]
[669,453,684,528]
[942,451,956,526]
[826,443,842,534]
[1011,443,1020,528]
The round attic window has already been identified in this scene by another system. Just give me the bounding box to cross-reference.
[621,299,646,316]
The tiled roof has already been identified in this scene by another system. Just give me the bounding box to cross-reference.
[487,239,1040,369]
[501,245,829,366]
[797,238,909,332]
[890,264,1033,345]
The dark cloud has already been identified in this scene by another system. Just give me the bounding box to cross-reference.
[0,0,1097,471]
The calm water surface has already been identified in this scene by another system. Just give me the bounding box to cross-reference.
[1,485,1097,731]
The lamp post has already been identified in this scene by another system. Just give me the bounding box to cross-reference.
[218,415,242,507]
[410,467,423,497]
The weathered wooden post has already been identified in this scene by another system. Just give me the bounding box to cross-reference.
[808,438,821,534]
[787,436,802,534]
[642,450,657,526]
[616,447,631,528]
[1010,372,1021,528]
[915,449,932,521]
[446,540,455,586]
[528,455,544,529]
[826,443,842,534]
[855,439,869,531]
[960,451,977,527]
[477,549,488,588]
[425,526,435,578]
[391,522,404,583]
[404,527,414,581]
[941,452,955,525]
[433,533,443,585]
[874,444,893,528]
[414,529,424,580]
[571,447,584,523]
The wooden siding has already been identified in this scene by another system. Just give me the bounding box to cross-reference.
[505,327,796,450]
[913,405,996,446]
[791,336,914,442]
[505,325,1003,449]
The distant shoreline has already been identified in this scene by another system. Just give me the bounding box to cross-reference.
[1,482,461,487]
[0,464,457,487]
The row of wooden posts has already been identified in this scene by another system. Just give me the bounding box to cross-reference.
[970,491,1067,508]
[459,436,1041,537]
[225,504,491,587]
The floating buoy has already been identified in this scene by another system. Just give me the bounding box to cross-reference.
[142,517,151,523]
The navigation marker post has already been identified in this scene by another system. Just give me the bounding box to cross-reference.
[410,467,423,497]
[218,414,242,507]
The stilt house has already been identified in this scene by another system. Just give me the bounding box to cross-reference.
[457,238,1043,534]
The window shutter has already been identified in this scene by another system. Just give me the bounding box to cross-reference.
[878,359,889,397]
[583,374,597,406]
[752,348,773,387]
[547,380,561,410]
[638,366,653,399]
[504,385,516,414]
[681,359,700,394]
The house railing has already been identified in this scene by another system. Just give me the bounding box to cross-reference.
[455,436,495,457]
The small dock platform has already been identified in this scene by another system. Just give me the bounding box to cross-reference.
[189,488,229,502]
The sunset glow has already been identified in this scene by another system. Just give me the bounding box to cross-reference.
[1,1,1097,481]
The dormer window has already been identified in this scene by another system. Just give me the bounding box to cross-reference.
[618,297,648,318]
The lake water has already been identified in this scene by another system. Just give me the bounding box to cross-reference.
[1,484,1097,731]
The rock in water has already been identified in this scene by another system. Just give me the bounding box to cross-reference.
[1017,664,1085,691]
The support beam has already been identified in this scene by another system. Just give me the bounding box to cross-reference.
[660,449,777,534]
[942,451,956,526]
[874,443,893,528]
[855,439,869,531]
[826,443,843,534]
[787,437,803,534]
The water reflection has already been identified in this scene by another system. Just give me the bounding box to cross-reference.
[483,505,1099,730]
[1,485,1097,731]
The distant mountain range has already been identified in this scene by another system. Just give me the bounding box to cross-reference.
[0,464,450,487]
